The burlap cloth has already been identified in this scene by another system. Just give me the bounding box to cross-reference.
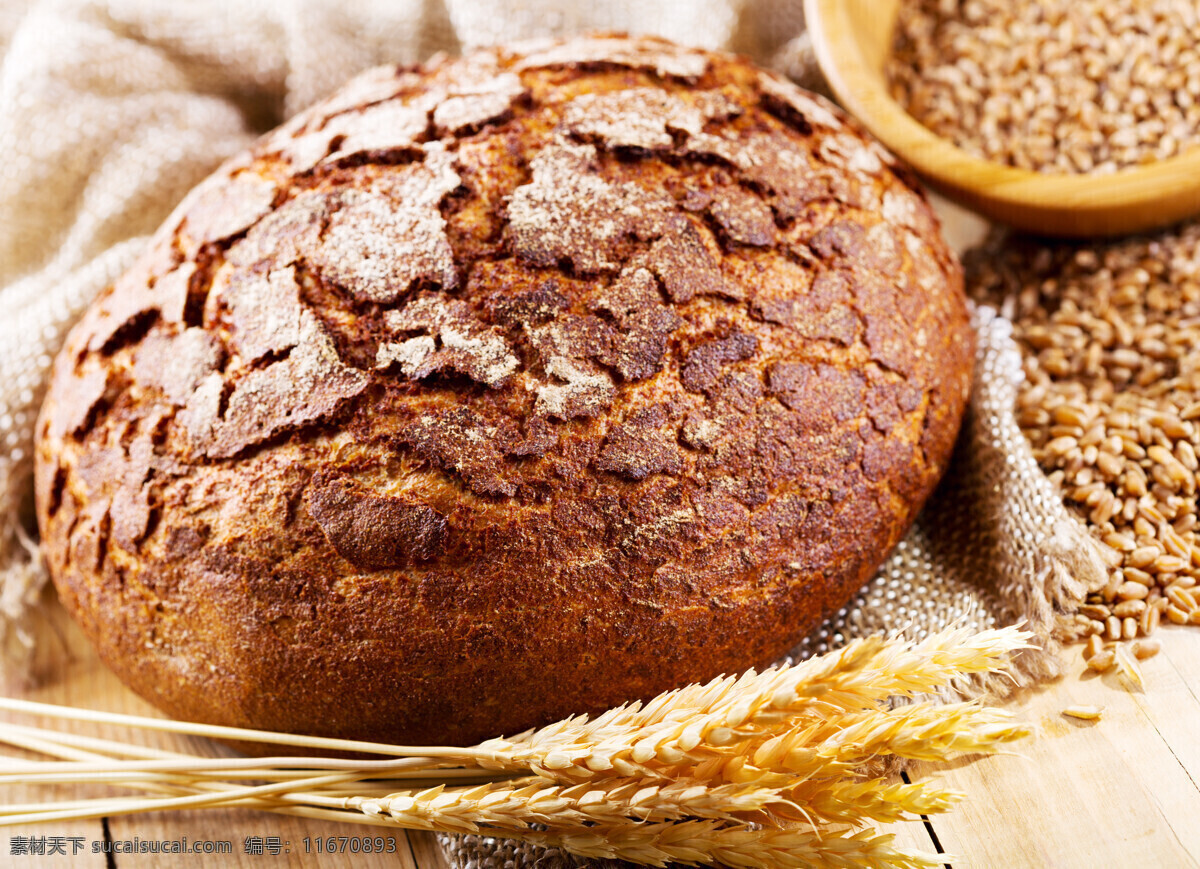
[0,1,1108,866]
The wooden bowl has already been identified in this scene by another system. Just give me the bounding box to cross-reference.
[804,0,1200,237]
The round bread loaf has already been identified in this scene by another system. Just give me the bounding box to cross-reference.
[35,35,972,747]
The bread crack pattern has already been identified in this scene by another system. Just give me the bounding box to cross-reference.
[308,149,462,303]
[507,139,676,274]
[36,36,972,748]
[377,296,518,388]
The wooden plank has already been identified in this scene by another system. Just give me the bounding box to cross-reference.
[1143,627,1200,777]
[100,682,416,869]
[913,625,1200,868]
[2,597,415,868]
[1,595,111,868]
[92,662,418,869]
[107,806,415,869]
[408,831,451,869]
[877,817,944,867]
[11,596,1200,868]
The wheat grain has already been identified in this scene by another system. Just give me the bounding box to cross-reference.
[1112,644,1145,690]
[968,223,1200,665]
[1131,639,1162,660]
[1087,649,1116,673]
[807,703,1031,765]
[888,0,1200,174]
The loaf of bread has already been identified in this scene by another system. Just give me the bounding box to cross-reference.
[35,35,972,747]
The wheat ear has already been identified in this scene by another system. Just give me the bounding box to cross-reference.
[516,820,944,869]
[477,626,1032,784]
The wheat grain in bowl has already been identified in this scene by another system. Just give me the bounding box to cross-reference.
[967,221,1200,651]
[888,0,1200,175]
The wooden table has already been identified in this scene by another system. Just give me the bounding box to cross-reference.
[6,197,1199,867]
[3,597,1199,868]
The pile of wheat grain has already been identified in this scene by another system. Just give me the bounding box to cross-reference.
[967,223,1200,660]
[888,0,1200,173]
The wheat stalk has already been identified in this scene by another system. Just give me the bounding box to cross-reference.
[0,696,488,760]
[355,777,803,830]
[0,625,1034,867]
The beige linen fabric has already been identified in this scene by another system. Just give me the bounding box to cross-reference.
[0,1,1106,864]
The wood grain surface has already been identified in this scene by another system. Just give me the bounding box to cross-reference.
[4,597,1199,868]
[2,600,431,869]
[8,7,1200,859]
[6,195,1196,867]
[909,626,1200,868]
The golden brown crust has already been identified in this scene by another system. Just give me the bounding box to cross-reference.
[35,35,972,747]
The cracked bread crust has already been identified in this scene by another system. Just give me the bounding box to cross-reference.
[35,35,972,748]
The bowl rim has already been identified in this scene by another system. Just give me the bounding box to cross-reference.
[803,0,1200,235]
